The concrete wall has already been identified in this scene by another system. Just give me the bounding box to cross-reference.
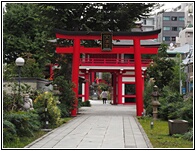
[3,77,53,94]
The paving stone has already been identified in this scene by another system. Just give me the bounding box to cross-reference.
[25,100,152,148]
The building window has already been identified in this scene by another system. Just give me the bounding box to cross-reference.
[125,84,135,95]
[179,17,184,21]
[163,26,170,30]
[172,27,178,31]
[171,37,176,41]
[171,16,177,21]
[146,19,154,25]
[163,16,170,20]
[163,36,170,41]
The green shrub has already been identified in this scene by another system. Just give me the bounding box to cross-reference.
[179,98,193,127]
[3,120,18,142]
[58,103,71,117]
[82,101,91,107]
[143,81,154,116]
[78,98,82,109]
[158,86,183,120]
[34,92,61,128]
[4,111,40,137]
[183,129,193,141]
[53,76,75,117]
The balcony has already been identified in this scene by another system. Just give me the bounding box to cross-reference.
[80,58,152,67]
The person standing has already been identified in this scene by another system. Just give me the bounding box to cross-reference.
[101,90,108,104]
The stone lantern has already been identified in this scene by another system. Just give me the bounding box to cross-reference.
[151,85,161,120]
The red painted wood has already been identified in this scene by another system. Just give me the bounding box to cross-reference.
[134,38,143,116]
[56,33,158,40]
[71,38,80,116]
[118,73,122,104]
[56,46,158,54]
[113,73,117,105]
[85,71,89,101]
[91,72,95,83]
[80,58,152,67]
[122,95,136,98]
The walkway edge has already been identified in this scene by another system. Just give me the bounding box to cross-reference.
[24,117,77,148]
[134,117,153,148]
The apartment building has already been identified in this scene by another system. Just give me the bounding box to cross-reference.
[175,3,193,47]
[141,16,155,31]
[155,12,185,45]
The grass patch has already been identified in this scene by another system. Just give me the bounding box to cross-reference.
[3,131,47,148]
[60,117,73,124]
[138,117,193,148]
[3,117,73,148]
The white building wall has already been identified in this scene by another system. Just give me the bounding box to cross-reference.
[82,83,85,102]
[122,83,125,103]
[122,77,135,82]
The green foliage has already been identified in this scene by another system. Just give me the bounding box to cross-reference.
[3,131,47,148]
[144,43,193,128]
[57,103,71,117]
[179,97,193,127]
[98,83,109,91]
[53,76,75,117]
[143,81,154,116]
[168,54,186,92]
[4,111,41,137]
[158,86,184,120]
[138,117,193,148]
[146,43,175,90]
[3,3,52,64]
[39,3,159,32]
[183,129,193,141]
[21,57,45,78]
[82,101,91,107]
[3,120,18,142]
[3,90,17,112]
[3,63,17,80]
[102,72,111,84]
[34,92,61,128]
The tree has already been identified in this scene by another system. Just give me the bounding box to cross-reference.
[146,43,175,90]
[39,3,160,32]
[3,3,53,65]
[168,54,186,93]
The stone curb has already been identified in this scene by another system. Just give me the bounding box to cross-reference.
[134,117,153,148]
[24,116,77,148]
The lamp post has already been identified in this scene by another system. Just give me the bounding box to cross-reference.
[15,57,25,107]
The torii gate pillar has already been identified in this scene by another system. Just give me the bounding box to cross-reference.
[134,38,143,116]
[71,38,80,116]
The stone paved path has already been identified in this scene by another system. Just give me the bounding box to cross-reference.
[25,100,152,149]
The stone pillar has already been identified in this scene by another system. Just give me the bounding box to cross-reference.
[151,85,161,120]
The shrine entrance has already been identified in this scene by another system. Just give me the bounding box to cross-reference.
[55,28,161,117]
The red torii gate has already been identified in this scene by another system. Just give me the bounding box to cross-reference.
[55,29,161,117]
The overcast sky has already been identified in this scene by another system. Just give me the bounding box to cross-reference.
[159,2,182,10]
